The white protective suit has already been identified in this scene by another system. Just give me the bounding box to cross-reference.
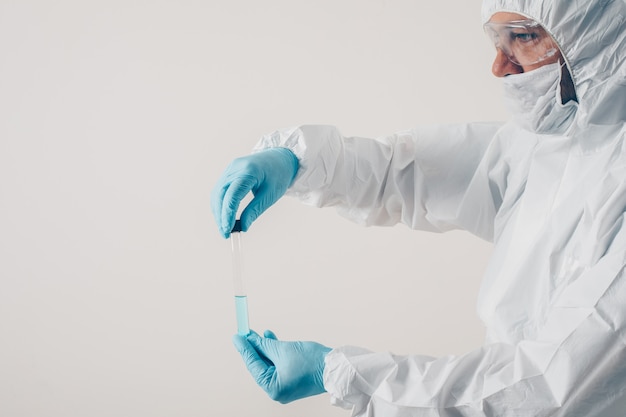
[254,0,626,415]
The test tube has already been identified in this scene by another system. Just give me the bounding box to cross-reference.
[231,220,250,335]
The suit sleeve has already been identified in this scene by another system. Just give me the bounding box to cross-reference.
[254,123,503,240]
[321,230,626,416]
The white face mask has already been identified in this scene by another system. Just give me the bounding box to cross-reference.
[502,62,578,135]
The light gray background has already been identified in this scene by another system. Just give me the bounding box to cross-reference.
[0,1,505,416]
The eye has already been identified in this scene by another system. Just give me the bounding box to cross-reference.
[511,32,539,43]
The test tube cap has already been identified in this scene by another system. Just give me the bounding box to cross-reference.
[232,219,242,233]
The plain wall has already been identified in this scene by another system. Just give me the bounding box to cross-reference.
[0,1,506,416]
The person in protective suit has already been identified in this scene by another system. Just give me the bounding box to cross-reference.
[211,0,626,415]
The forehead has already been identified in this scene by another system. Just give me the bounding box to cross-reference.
[488,12,530,23]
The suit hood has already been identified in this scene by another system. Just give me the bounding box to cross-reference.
[482,0,626,128]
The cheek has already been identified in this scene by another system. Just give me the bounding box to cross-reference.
[521,63,543,72]
[523,52,562,72]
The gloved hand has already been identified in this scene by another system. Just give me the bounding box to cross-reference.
[211,148,299,238]
[232,329,332,404]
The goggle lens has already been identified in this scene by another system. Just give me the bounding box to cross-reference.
[484,19,559,66]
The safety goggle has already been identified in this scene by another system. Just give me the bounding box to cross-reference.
[483,19,559,66]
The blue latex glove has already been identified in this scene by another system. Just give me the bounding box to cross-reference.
[211,148,299,238]
[232,329,332,404]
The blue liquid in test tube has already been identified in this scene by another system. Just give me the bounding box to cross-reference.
[231,220,250,335]
[234,295,250,335]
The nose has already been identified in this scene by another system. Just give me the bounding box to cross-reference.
[492,48,523,77]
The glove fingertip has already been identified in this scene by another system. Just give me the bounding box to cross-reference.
[222,214,235,236]
[245,331,261,342]
[239,209,258,233]
[264,329,278,340]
